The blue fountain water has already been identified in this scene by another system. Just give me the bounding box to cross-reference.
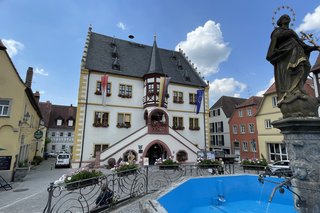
[158,175,298,213]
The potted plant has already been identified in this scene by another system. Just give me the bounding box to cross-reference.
[113,162,138,177]
[64,168,103,190]
[241,157,267,171]
[156,157,180,170]
[197,158,221,169]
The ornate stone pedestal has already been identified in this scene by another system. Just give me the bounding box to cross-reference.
[273,117,320,213]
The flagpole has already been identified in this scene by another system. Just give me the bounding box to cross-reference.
[203,88,207,158]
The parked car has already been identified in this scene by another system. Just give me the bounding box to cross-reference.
[48,152,57,158]
[55,153,71,168]
[266,160,292,177]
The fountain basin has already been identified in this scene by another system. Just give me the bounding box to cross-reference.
[157,175,297,213]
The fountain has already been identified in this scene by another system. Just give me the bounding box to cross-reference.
[266,10,320,213]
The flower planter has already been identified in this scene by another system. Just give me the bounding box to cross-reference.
[242,165,265,171]
[116,169,137,177]
[65,177,99,191]
[14,167,29,181]
[158,165,179,170]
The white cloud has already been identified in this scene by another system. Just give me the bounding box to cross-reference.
[209,78,246,104]
[296,6,320,32]
[2,39,24,57]
[256,77,274,97]
[117,22,126,31]
[175,20,231,76]
[34,67,49,76]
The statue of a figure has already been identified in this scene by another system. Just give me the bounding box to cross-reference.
[266,14,320,118]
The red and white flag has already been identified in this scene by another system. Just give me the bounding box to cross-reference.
[101,74,108,105]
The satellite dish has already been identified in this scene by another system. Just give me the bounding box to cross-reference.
[128,35,134,39]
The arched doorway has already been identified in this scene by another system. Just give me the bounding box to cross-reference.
[146,143,167,165]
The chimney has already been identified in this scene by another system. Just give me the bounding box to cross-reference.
[25,67,33,88]
[34,91,40,104]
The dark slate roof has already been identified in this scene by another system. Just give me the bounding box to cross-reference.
[40,104,77,130]
[85,32,207,87]
[146,39,164,75]
[210,96,247,118]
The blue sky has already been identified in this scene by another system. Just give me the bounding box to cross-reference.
[1,0,320,106]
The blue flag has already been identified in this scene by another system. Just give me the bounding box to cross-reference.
[196,90,204,114]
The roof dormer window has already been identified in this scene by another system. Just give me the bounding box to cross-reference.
[57,119,63,126]
[68,119,74,127]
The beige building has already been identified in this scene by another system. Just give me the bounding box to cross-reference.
[0,40,44,181]
[256,81,315,162]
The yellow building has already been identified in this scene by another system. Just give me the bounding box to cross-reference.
[255,83,284,162]
[0,40,44,182]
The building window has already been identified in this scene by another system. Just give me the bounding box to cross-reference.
[210,123,214,133]
[51,132,55,137]
[248,123,255,133]
[210,135,214,145]
[217,135,224,146]
[56,119,63,126]
[173,91,184,103]
[94,144,109,157]
[68,120,74,127]
[232,125,238,134]
[247,107,252,116]
[189,93,196,104]
[268,143,288,162]
[265,119,272,129]
[251,140,257,152]
[67,132,72,137]
[52,145,56,151]
[95,81,111,96]
[217,121,224,132]
[234,141,240,148]
[62,145,66,150]
[238,110,243,117]
[60,132,63,137]
[242,141,248,151]
[119,84,132,98]
[272,96,278,108]
[240,124,246,134]
[173,116,184,130]
[117,113,131,128]
[93,111,109,127]
[217,109,220,116]
[189,118,200,130]
[0,99,11,116]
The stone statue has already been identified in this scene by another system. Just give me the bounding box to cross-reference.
[266,14,320,118]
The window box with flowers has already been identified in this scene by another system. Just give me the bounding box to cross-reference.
[61,169,103,191]
[197,158,221,169]
[155,157,180,170]
[241,158,267,171]
[116,123,131,128]
[118,94,132,98]
[172,125,185,130]
[173,98,184,104]
[95,91,112,96]
[113,162,138,177]
[93,122,109,128]
[189,126,200,131]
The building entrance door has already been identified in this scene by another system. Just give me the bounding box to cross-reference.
[146,143,167,165]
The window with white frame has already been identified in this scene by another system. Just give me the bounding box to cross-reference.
[242,141,248,151]
[68,120,74,127]
[61,145,66,150]
[56,119,63,126]
[217,121,224,132]
[240,124,246,134]
[189,93,196,104]
[251,140,257,152]
[238,110,243,117]
[119,84,132,97]
[247,107,252,116]
[51,132,55,137]
[248,123,255,133]
[268,143,288,162]
[0,99,11,116]
[60,132,63,137]
[67,132,72,137]
[272,96,278,108]
[265,119,272,129]
[173,91,183,103]
[233,125,238,134]
[95,81,111,95]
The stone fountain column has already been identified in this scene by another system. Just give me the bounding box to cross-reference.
[273,117,320,213]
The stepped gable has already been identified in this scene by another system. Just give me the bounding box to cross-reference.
[85,32,207,87]
[211,96,247,118]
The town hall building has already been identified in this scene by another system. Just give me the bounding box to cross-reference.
[72,27,210,167]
